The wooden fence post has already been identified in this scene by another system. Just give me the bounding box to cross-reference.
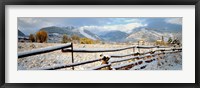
[133,47,135,53]
[100,54,112,70]
[138,41,140,52]
[71,43,74,70]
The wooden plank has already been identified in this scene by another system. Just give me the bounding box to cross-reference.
[109,56,139,63]
[110,52,140,58]
[61,46,169,53]
[62,46,137,53]
[71,43,74,70]
[18,43,72,58]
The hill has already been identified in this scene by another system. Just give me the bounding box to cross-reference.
[126,28,182,42]
[100,30,128,42]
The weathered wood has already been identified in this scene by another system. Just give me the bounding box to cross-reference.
[61,46,169,53]
[108,51,151,58]
[137,46,169,48]
[71,43,74,70]
[110,52,140,58]
[108,48,179,58]
[62,46,137,52]
[110,54,155,63]
[109,56,139,63]
[109,50,181,64]
[18,43,72,58]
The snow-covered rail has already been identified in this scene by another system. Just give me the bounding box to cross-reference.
[17,42,182,70]
[18,43,72,58]
[110,50,181,70]
[61,46,168,53]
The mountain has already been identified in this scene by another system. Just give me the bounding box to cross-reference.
[40,26,84,37]
[100,30,128,42]
[79,28,101,40]
[30,26,182,43]
[18,30,25,36]
[131,27,182,33]
[126,28,181,42]
[40,26,101,43]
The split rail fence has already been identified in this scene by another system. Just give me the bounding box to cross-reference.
[18,43,182,70]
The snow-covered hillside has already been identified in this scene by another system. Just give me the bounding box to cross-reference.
[126,28,180,42]
[79,28,100,40]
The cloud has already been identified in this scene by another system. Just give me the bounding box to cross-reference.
[18,18,55,34]
[141,18,182,32]
[124,19,144,23]
[18,17,146,34]
[80,23,147,33]
[165,18,182,25]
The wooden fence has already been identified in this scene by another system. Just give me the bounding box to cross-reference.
[18,43,182,70]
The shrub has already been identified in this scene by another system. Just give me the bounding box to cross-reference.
[94,40,100,44]
[71,34,80,40]
[70,34,80,44]
[29,34,35,42]
[155,40,163,45]
[36,30,48,43]
[62,34,70,43]
[80,38,95,44]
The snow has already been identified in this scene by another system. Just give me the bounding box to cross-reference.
[18,43,182,70]
[79,28,97,40]
[130,53,182,70]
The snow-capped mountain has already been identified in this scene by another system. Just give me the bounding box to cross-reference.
[126,28,181,42]
[79,28,101,40]
[99,30,128,42]
[24,26,181,43]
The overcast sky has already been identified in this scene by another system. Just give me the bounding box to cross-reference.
[18,17,182,35]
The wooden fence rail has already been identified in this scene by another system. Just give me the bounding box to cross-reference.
[18,43,72,58]
[110,50,181,70]
[17,42,182,70]
[61,46,168,53]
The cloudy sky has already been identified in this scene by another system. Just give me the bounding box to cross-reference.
[18,17,182,35]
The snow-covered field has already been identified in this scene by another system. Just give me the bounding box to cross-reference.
[18,43,182,70]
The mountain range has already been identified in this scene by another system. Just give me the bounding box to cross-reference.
[18,26,182,43]
[126,28,180,42]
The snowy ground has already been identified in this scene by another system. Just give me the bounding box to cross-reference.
[18,43,182,70]
[130,53,182,70]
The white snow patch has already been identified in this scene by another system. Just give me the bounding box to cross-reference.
[79,28,97,40]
